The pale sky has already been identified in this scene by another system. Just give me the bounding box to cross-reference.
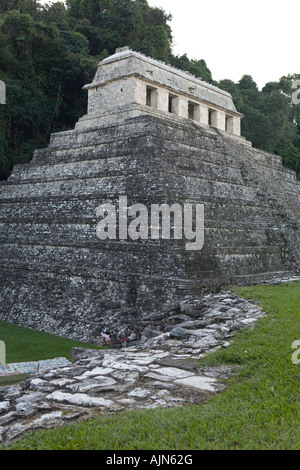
[147,0,299,89]
[38,0,299,89]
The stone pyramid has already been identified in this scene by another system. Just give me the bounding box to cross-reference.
[0,48,299,342]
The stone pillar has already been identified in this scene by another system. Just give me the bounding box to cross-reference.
[209,109,218,127]
[200,104,209,125]
[193,103,201,122]
[225,115,234,133]
[232,116,241,136]
[133,78,146,106]
[217,110,226,131]
[177,96,189,118]
[209,109,225,131]
[156,88,169,114]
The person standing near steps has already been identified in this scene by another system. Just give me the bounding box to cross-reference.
[101,325,111,345]
[121,325,136,347]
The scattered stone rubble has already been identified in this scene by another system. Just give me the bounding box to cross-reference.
[0,291,267,446]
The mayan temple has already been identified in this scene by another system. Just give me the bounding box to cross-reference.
[0,47,299,342]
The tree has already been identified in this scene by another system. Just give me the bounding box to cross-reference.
[170,53,213,83]
[218,74,300,177]
[0,6,97,179]
[2,0,298,181]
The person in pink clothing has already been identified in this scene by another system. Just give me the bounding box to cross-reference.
[101,325,111,345]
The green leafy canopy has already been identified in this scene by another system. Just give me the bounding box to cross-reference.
[0,1,299,179]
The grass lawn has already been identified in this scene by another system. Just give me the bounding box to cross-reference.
[1,281,300,450]
[0,321,101,386]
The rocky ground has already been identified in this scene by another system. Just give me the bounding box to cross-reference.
[0,291,267,446]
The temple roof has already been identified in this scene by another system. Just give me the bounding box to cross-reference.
[84,47,242,116]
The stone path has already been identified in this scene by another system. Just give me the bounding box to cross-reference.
[0,291,267,446]
[0,358,71,376]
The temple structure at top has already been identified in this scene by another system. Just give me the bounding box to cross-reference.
[76,46,244,139]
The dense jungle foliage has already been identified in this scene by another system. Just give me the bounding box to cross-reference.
[0,0,300,180]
